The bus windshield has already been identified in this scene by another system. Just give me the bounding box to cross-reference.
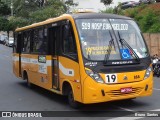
[76,19,149,61]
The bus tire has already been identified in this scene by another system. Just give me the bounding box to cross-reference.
[68,87,81,109]
[24,72,32,88]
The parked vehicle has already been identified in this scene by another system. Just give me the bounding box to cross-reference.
[139,0,155,4]
[153,60,160,77]
[121,1,140,9]
[0,35,8,44]
[5,37,14,47]
[152,54,160,77]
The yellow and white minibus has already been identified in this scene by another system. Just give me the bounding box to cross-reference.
[13,12,153,108]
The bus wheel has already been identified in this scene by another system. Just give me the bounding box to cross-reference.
[68,88,81,109]
[25,73,32,88]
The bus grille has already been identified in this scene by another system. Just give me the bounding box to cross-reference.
[106,87,143,97]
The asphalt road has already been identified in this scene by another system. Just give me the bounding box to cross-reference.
[0,44,160,120]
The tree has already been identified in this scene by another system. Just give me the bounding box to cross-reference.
[64,0,78,13]
[0,16,14,38]
[24,0,47,8]
[8,16,29,29]
[29,0,66,22]
[2,0,73,30]
[13,0,40,17]
[0,1,12,37]
[0,1,11,15]
[101,0,113,6]
[101,7,114,14]
[0,17,7,30]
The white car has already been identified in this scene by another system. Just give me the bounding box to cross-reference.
[6,37,14,47]
[0,35,8,44]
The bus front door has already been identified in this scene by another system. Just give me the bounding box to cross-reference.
[49,26,60,90]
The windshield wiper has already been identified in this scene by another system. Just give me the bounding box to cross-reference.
[87,52,91,60]
[104,30,115,64]
[117,31,140,62]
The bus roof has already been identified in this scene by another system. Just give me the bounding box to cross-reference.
[15,13,132,32]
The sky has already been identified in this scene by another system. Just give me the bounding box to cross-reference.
[73,0,140,12]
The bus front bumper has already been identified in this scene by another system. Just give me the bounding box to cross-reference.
[82,76,153,104]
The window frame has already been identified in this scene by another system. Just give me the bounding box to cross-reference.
[61,20,78,60]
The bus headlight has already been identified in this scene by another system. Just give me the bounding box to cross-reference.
[144,66,152,80]
[86,70,104,83]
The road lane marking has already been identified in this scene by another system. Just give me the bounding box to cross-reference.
[153,88,160,91]
[0,54,10,57]
[107,109,160,120]
[150,109,160,111]
[3,55,10,58]
[5,56,9,57]
[106,117,144,120]
[113,105,135,112]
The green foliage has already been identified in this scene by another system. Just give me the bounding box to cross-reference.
[101,7,115,14]
[101,4,160,33]
[2,0,158,33]
[13,0,40,18]
[124,8,138,18]
[0,16,14,32]
[0,17,7,30]
[102,3,160,33]
[101,0,113,6]
[0,1,14,32]
[0,0,79,31]
[137,9,160,33]
[100,6,124,15]
[123,4,160,33]
[8,16,29,29]
[148,23,160,33]
[30,5,65,22]
[29,0,66,22]
[65,0,78,12]
[0,1,10,15]
[3,0,66,30]
[65,0,78,6]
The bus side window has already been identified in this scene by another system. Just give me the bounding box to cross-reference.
[32,28,47,54]
[32,29,39,53]
[22,31,31,53]
[43,28,48,54]
[62,23,77,58]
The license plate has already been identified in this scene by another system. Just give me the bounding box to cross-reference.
[120,87,132,93]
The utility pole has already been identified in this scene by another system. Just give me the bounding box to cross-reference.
[10,0,13,16]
